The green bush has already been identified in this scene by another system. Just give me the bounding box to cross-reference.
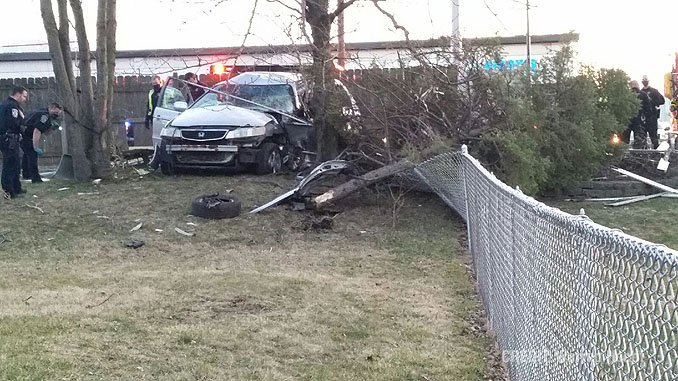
[477,48,638,195]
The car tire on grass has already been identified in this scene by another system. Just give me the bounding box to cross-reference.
[257,142,282,174]
[191,194,241,219]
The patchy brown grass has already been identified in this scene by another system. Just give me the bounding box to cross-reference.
[0,169,492,380]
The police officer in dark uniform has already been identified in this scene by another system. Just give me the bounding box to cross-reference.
[641,75,665,149]
[0,86,28,199]
[21,103,63,183]
[624,81,653,148]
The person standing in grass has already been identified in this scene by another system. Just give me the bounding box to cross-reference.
[20,102,63,183]
[0,86,28,199]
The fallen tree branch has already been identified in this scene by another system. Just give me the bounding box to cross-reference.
[23,203,44,214]
[312,160,415,209]
[86,293,114,309]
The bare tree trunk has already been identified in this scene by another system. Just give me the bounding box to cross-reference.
[104,0,118,157]
[306,0,341,161]
[57,0,76,93]
[40,0,91,180]
[41,0,117,180]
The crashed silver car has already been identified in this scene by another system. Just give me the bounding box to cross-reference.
[150,72,315,175]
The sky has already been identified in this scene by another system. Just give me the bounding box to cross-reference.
[1,0,676,89]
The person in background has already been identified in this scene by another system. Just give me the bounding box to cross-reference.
[625,80,653,148]
[144,76,163,129]
[641,75,665,149]
[20,103,63,183]
[184,72,206,104]
[0,86,28,199]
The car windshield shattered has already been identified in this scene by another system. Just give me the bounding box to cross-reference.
[192,83,295,114]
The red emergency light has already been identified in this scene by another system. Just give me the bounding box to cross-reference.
[210,63,233,75]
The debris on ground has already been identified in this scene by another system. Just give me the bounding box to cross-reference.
[57,187,70,192]
[574,166,678,206]
[175,227,195,237]
[133,167,150,177]
[298,215,334,231]
[249,160,356,214]
[129,223,143,232]
[250,159,414,214]
[23,203,44,214]
[124,240,145,249]
[606,193,666,207]
[612,167,678,194]
[191,194,241,219]
[311,160,415,209]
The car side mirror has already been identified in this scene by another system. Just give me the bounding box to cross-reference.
[174,101,188,112]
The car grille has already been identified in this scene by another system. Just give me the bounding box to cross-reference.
[181,129,229,141]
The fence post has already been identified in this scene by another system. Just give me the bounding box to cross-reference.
[460,145,472,254]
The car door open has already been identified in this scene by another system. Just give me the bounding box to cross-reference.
[152,78,190,149]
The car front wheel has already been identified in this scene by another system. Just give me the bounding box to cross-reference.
[256,142,282,174]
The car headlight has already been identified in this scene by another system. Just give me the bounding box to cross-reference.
[226,126,267,139]
[161,125,179,138]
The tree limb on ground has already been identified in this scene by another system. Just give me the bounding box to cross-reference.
[311,160,415,209]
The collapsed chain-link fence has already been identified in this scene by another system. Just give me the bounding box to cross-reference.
[415,148,678,380]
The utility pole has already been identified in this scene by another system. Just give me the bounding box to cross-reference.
[337,0,346,68]
[452,0,460,51]
[526,0,531,73]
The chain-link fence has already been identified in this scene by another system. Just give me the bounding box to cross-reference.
[415,148,678,380]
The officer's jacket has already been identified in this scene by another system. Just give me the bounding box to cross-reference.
[21,109,53,141]
[0,97,25,135]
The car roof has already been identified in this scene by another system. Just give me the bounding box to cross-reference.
[218,71,302,86]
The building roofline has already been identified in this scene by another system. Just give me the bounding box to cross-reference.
[463,32,579,46]
[0,33,578,62]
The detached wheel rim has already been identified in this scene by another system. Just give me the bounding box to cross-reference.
[268,150,281,173]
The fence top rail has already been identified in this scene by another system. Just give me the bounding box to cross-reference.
[417,148,678,263]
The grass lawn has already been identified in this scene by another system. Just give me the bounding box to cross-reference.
[553,198,678,250]
[0,169,493,380]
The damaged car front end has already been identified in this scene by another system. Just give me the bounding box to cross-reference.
[152,72,315,175]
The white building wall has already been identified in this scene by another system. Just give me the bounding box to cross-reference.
[0,40,576,79]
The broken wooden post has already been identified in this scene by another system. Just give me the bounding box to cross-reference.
[311,160,415,209]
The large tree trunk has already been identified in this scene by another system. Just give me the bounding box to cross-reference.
[306,0,341,161]
[41,0,117,180]
[71,0,109,179]
[40,0,92,180]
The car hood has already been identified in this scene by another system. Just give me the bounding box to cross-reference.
[170,104,275,128]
